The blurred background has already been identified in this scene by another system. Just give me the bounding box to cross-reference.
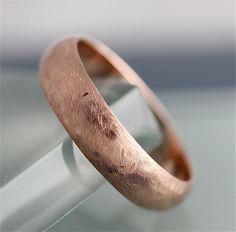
[1,0,235,88]
[1,0,235,231]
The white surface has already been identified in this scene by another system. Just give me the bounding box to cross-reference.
[1,0,234,62]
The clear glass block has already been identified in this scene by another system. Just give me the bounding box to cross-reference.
[1,69,163,231]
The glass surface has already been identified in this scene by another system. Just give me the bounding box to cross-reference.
[95,77,163,153]
[50,87,235,232]
[1,68,234,231]
[1,69,67,187]
[1,69,163,231]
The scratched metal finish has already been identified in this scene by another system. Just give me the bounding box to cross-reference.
[40,36,193,209]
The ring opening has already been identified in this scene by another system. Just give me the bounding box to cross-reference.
[77,40,191,181]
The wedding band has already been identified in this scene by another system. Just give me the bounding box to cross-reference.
[40,35,193,209]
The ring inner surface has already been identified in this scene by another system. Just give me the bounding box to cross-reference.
[77,40,190,181]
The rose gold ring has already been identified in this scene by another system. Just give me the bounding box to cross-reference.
[40,35,193,209]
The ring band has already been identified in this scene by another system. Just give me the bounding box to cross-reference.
[40,35,193,209]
